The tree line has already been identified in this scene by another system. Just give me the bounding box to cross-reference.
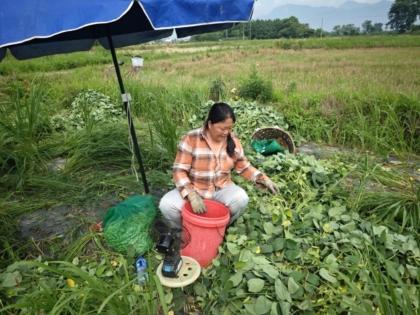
[191,0,419,41]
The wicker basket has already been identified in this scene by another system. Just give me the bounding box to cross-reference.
[251,127,296,154]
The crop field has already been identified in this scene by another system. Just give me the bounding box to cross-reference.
[0,35,419,314]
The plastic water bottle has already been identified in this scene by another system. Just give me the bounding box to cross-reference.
[135,256,148,285]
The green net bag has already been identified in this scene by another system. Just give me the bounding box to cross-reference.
[103,194,157,255]
[251,139,285,156]
[251,127,296,154]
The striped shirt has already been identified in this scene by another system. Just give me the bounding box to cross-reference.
[173,127,266,199]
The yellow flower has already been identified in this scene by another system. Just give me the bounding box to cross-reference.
[322,223,333,233]
[282,220,291,227]
[66,278,75,288]
[339,286,348,293]
[133,284,141,293]
[255,246,261,254]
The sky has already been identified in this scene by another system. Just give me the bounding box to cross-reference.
[254,0,390,15]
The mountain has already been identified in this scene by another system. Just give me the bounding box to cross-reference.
[254,1,393,31]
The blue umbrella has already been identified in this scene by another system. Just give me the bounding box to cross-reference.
[0,0,254,193]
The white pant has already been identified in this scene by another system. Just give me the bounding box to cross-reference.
[159,184,249,229]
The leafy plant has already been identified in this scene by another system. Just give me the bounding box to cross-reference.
[208,77,226,102]
[238,66,273,102]
[187,152,418,314]
[51,89,123,132]
[189,100,289,144]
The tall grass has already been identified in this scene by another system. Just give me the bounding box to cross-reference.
[273,35,420,50]
[0,48,111,76]
[126,81,206,161]
[339,244,419,315]
[0,233,170,314]
[0,79,51,188]
[349,160,419,233]
[282,93,420,155]
[3,40,419,159]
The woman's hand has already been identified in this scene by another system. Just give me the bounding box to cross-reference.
[256,177,278,194]
[187,191,207,214]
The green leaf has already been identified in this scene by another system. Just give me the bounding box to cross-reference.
[95,264,106,276]
[252,256,270,267]
[248,278,265,293]
[285,239,298,249]
[319,268,337,283]
[340,214,352,222]
[234,261,247,270]
[263,222,275,235]
[237,235,248,245]
[372,225,388,236]
[270,302,279,315]
[172,289,186,312]
[261,244,273,253]
[239,249,253,262]
[287,277,300,295]
[255,296,272,315]
[284,249,300,261]
[328,206,346,219]
[0,271,22,288]
[297,300,311,310]
[385,261,401,282]
[406,264,418,279]
[263,265,279,279]
[193,282,207,296]
[229,272,243,287]
[244,303,258,315]
[279,301,291,315]
[236,288,247,298]
[306,273,320,286]
[227,242,240,255]
[324,254,339,270]
[161,290,172,307]
[272,238,284,251]
[275,278,291,302]
[72,257,79,266]
[340,222,356,232]
[289,271,305,282]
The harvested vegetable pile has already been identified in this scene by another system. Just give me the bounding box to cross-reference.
[191,153,419,314]
[188,101,419,314]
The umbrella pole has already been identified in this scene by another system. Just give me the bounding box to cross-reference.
[107,34,149,194]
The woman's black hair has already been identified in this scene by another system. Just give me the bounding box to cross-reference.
[204,102,236,157]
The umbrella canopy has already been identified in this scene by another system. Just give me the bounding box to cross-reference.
[0,0,254,60]
[0,0,254,193]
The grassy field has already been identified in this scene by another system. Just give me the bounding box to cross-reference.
[0,35,419,314]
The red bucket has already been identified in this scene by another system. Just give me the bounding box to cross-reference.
[181,200,230,267]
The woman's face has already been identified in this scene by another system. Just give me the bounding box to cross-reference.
[208,117,234,143]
